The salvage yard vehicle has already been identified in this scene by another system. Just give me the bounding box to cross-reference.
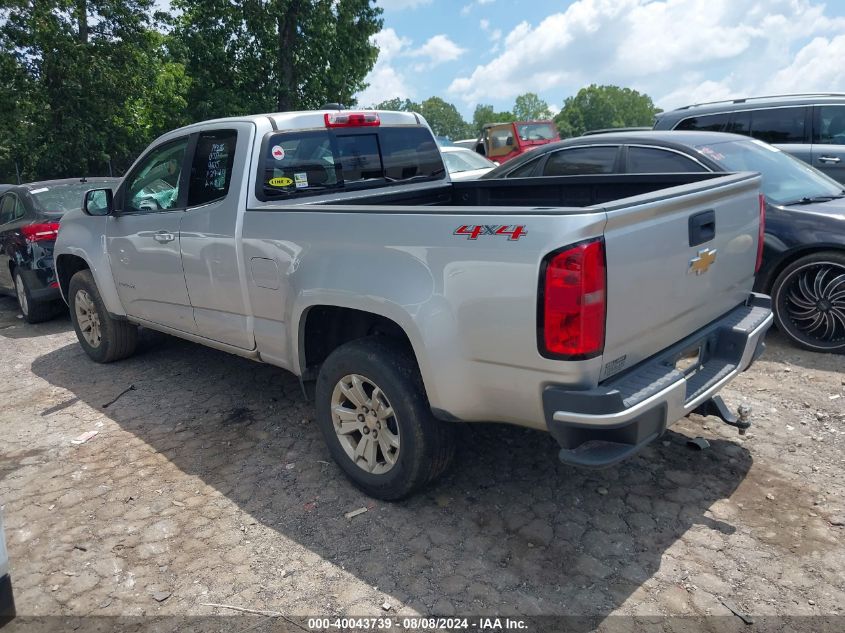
[484,131,845,353]
[653,93,845,183]
[440,146,497,180]
[54,109,772,499]
[473,120,560,163]
[0,178,118,322]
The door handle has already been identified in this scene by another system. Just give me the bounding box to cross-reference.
[153,231,175,243]
[818,156,841,164]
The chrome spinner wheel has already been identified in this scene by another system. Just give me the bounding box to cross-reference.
[330,374,400,475]
[775,260,845,351]
[74,288,102,348]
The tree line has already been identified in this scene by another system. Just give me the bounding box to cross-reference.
[375,85,661,142]
[0,0,382,183]
[1,0,661,183]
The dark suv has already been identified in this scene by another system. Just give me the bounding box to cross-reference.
[654,93,845,183]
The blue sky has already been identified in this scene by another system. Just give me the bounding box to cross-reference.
[358,0,845,118]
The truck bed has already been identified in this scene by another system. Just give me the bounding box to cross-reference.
[241,171,762,428]
[276,172,728,211]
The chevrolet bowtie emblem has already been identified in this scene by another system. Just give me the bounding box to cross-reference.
[688,248,717,275]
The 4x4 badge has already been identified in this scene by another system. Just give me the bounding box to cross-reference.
[688,248,717,275]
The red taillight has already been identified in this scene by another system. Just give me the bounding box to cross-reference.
[541,239,606,358]
[324,112,380,128]
[21,222,60,242]
[756,194,766,274]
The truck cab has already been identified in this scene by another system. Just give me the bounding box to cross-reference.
[475,120,560,163]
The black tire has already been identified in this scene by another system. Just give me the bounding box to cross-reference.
[14,269,56,324]
[68,270,138,363]
[771,250,845,353]
[315,336,455,500]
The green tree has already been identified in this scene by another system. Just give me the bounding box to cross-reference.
[173,0,383,120]
[0,1,187,181]
[471,104,515,135]
[372,97,421,112]
[512,92,552,120]
[417,97,472,140]
[554,84,661,137]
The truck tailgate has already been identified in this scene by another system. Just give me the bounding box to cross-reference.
[600,173,761,380]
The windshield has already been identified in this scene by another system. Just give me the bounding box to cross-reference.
[516,123,557,142]
[442,149,495,173]
[694,139,843,205]
[30,181,116,214]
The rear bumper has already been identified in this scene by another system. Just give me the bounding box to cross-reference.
[19,264,61,302]
[544,293,773,467]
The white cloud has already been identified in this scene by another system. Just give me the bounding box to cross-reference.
[763,35,845,94]
[410,34,466,70]
[376,0,432,10]
[447,0,845,109]
[479,18,490,30]
[356,28,414,106]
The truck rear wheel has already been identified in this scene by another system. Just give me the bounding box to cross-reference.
[68,270,138,363]
[315,337,455,500]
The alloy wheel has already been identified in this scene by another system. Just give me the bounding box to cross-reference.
[74,289,102,348]
[330,374,401,475]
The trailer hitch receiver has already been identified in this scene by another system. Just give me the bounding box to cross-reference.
[694,395,751,435]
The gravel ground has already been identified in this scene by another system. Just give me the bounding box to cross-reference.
[1,294,843,631]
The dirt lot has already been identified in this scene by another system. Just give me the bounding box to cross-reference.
[1,294,843,631]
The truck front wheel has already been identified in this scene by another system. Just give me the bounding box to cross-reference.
[68,270,138,363]
[315,337,455,500]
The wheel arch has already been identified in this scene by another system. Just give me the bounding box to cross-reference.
[759,243,845,294]
[297,304,422,379]
[55,254,90,304]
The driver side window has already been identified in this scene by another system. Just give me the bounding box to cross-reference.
[125,138,188,213]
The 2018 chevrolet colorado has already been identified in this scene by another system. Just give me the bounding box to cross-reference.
[54,109,773,499]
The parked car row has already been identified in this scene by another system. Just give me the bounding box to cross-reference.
[3,100,843,355]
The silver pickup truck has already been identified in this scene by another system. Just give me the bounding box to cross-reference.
[54,109,773,499]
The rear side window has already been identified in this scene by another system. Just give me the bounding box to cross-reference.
[506,157,542,178]
[543,146,618,176]
[188,130,238,207]
[814,105,845,145]
[675,113,730,132]
[627,147,706,173]
[0,195,14,224]
[258,126,444,200]
[748,107,807,144]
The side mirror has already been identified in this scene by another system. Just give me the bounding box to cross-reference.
[506,136,514,146]
[84,188,113,216]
